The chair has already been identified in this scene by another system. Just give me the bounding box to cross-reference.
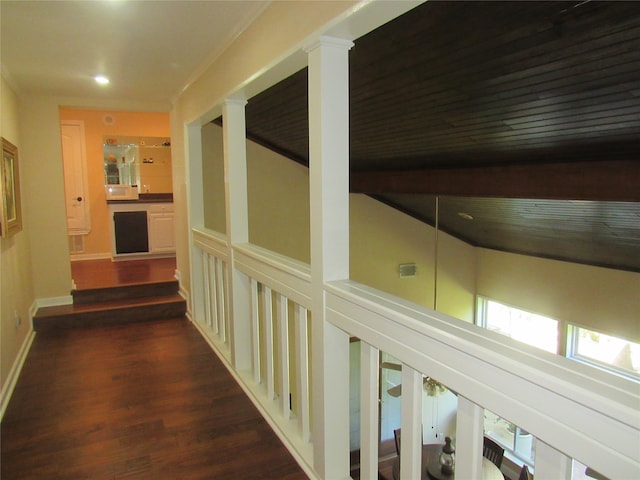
[482,436,505,469]
[393,428,401,456]
[518,464,533,480]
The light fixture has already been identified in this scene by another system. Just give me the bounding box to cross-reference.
[94,75,110,85]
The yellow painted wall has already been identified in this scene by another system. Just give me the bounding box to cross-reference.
[350,193,437,309]
[19,97,72,300]
[58,109,170,256]
[1,76,36,394]
[201,122,226,233]
[247,139,310,263]
[477,248,640,342]
[435,230,477,322]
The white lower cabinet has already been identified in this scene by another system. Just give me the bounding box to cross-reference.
[148,206,175,253]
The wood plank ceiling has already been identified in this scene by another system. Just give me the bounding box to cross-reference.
[241,1,640,272]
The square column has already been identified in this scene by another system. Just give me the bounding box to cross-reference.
[223,99,252,371]
[307,35,354,479]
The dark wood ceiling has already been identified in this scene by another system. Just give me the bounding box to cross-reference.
[241,1,640,272]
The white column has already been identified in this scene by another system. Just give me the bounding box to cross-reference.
[186,123,206,323]
[455,396,484,480]
[223,99,252,371]
[535,440,572,480]
[307,35,353,479]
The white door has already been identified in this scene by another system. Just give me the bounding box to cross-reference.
[61,121,91,234]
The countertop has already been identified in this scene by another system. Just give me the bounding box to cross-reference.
[107,193,173,204]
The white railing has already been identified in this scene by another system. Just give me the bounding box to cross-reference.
[326,280,639,480]
[190,229,639,480]
[192,228,231,361]
[234,242,313,445]
[191,229,315,475]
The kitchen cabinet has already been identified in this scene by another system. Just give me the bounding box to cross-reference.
[148,204,175,253]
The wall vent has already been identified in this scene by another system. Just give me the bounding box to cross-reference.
[399,263,417,278]
[69,235,85,254]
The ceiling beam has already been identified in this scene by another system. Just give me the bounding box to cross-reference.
[350,160,640,201]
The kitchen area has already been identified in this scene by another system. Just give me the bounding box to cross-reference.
[59,109,175,262]
[103,135,175,259]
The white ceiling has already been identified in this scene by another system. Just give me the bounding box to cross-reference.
[1,0,267,108]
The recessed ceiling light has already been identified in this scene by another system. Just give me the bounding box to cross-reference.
[457,212,474,220]
[94,75,110,85]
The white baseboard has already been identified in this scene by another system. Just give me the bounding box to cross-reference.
[35,295,73,309]
[0,328,35,421]
[179,287,192,318]
[70,252,112,261]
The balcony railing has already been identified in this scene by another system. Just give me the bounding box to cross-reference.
[190,227,639,480]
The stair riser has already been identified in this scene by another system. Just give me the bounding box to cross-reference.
[72,281,179,304]
[34,301,186,332]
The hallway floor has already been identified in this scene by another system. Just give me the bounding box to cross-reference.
[1,317,308,479]
[71,257,177,290]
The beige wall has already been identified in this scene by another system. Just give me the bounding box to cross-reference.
[247,139,310,263]
[19,97,72,300]
[1,76,36,393]
[58,108,170,256]
[350,193,437,309]
[201,122,226,233]
[477,248,640,342]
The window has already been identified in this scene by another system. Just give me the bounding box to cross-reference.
[477,297,561,469]
[567,326,640,379]
[484,410,535,466]
[477,297,639,473]
[476,297,559,353]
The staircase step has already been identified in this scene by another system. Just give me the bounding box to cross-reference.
[33,294,186,332]
[72,280,179,304]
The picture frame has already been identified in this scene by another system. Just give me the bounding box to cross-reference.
[1,137,22,237]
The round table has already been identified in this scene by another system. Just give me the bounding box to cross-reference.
[392,444,504,480]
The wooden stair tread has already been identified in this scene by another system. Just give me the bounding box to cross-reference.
[36,258,185,332]
[73,279,178,293]
[35,294,185,318]
[71,279,179,304]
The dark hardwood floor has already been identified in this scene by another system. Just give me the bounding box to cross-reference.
[71,257,177,290]
[1,317,309,479]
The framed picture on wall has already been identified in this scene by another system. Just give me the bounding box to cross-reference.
[1,137,22,237]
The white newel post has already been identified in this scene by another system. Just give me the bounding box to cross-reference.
[223,99,252,371]
[307,36,354,479]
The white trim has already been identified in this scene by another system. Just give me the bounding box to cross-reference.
[70,252,112,262]
[0,328,35,420]
[234,242,311,310]
[178,283,190,316]
[34,295,73,310]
